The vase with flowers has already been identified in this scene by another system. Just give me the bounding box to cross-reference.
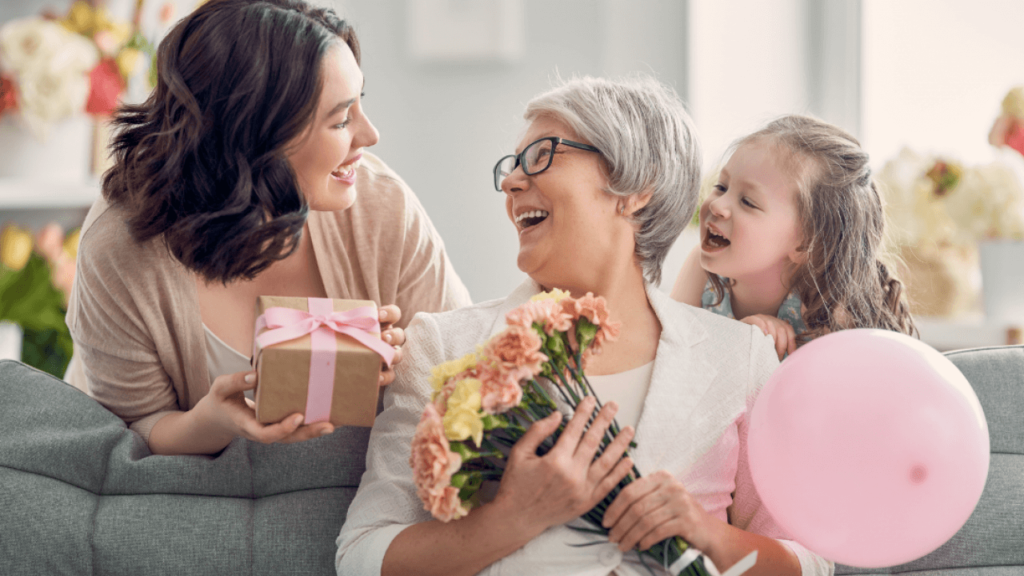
[877,88,1024,321]
[0,222,78,377]
[0,0,153,181]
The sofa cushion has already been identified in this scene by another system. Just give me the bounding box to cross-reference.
[836,345,1024,575]
[0,359,366,576]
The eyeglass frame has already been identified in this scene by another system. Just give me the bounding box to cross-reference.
[492,136,601,191]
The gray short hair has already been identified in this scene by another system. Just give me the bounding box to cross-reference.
[524,74,702,285]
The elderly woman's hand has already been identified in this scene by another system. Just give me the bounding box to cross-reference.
[491,396,636,537]
[602,470,727,554]
[378,304,405,386]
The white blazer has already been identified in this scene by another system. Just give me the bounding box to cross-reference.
[336,279,834,576]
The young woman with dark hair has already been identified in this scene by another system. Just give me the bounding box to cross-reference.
[66,0,471,456]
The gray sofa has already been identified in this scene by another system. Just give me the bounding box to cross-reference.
[1,346,1022,575]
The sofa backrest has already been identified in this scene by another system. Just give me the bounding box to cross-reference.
[0,359,367,575]
[836,345,1024,575]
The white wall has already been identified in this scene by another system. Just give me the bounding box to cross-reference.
[862,0,1024,166]
[688,0,812,169]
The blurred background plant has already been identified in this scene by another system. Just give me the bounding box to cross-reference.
[0,222,78,377]
[0,0,153,139]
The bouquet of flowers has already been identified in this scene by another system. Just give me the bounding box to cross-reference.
[0,0,154,138]
[0,223,78,377]
[410,289,714,576]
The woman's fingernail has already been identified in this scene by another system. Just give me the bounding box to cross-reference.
[383,332,392,343]
[292,415,304,426]
[319,427,333,437]
[244,373,256,384]
[379,309,388,320]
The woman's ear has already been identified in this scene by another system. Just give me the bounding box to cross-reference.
[624,191,654,216]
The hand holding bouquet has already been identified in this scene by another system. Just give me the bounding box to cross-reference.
[410,289,719,576]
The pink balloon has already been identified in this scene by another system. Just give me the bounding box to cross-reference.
[748,329,989,568]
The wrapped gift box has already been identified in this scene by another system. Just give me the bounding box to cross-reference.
[253,296,388,428]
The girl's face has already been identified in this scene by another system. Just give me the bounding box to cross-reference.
[286,42,379,212]
[698,140,805,285]
[501,116,625,289]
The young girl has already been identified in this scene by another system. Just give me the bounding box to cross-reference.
[671,115,916,359]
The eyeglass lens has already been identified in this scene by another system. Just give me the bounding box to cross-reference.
[495,138,557,191]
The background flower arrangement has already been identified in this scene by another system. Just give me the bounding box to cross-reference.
[876,87,1024,318]
[0,0,156,139]
[0,222,79,377]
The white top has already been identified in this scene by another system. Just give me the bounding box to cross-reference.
[586,361,654,431]
[203,324,254,400]
[335,279,834,576]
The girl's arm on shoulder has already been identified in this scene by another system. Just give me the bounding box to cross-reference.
[670,245,706,307]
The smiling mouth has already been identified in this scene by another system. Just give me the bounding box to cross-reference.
[515,210,549,230]
[704,227,731,248]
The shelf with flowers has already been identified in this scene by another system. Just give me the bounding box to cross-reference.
[877,87,1024,324]
[0,222,78,377]
[0,0,155,183]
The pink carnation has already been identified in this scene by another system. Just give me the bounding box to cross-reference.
[431,378,458,414]
[478,364,528,414]
[484,325,547,376]
[410,404,462,511]
[565,293,621,355]
[506,299,573,335]
[426,485,470,523]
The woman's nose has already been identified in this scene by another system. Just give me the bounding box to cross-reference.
[501,163,528,195]
[356,112,380,148]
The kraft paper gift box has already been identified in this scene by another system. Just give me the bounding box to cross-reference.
[252,296,393,428]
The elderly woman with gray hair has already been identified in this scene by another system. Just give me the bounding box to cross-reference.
[336,75,833,576]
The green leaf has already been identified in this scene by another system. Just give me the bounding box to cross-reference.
[450,442,481,461]
[481,414,508,430]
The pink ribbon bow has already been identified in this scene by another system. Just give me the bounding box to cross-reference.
[253,298,395,424]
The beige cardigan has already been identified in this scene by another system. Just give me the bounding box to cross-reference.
[66,153,472,442]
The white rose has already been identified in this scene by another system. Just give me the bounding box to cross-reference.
[0,18,65,74]
[16,65,91,136]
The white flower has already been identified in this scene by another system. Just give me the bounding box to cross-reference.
[16,66,92,134]
[1,18,59,73]
[0,17,98,139]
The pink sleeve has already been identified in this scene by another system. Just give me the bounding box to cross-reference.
[729,326,835,576]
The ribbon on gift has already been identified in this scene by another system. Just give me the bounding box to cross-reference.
[253,298,395,424]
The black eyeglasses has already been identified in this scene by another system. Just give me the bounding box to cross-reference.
[493,137,601,191]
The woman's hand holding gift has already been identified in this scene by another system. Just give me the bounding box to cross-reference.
[492,396,636,537]
[191,370,335,446]
[378,304,405,386]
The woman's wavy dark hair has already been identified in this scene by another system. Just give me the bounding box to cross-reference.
[708,115,918,341]
[104,0,360,283]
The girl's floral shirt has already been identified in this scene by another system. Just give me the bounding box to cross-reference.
[701,276,808,336]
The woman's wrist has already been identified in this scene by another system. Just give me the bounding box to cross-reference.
[485,493,551,547]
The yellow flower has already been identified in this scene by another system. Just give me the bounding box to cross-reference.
[0,225,34,271]
[443,379,484,446]
[61,1,97,36]
[447,378,482,412]
[429,351,479,391]
[529,288,571,303]
[116,47,142,78]
[1002,87,1024,120]
[62,228,80,260]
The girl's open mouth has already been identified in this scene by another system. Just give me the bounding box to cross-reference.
[703,227,731,249]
